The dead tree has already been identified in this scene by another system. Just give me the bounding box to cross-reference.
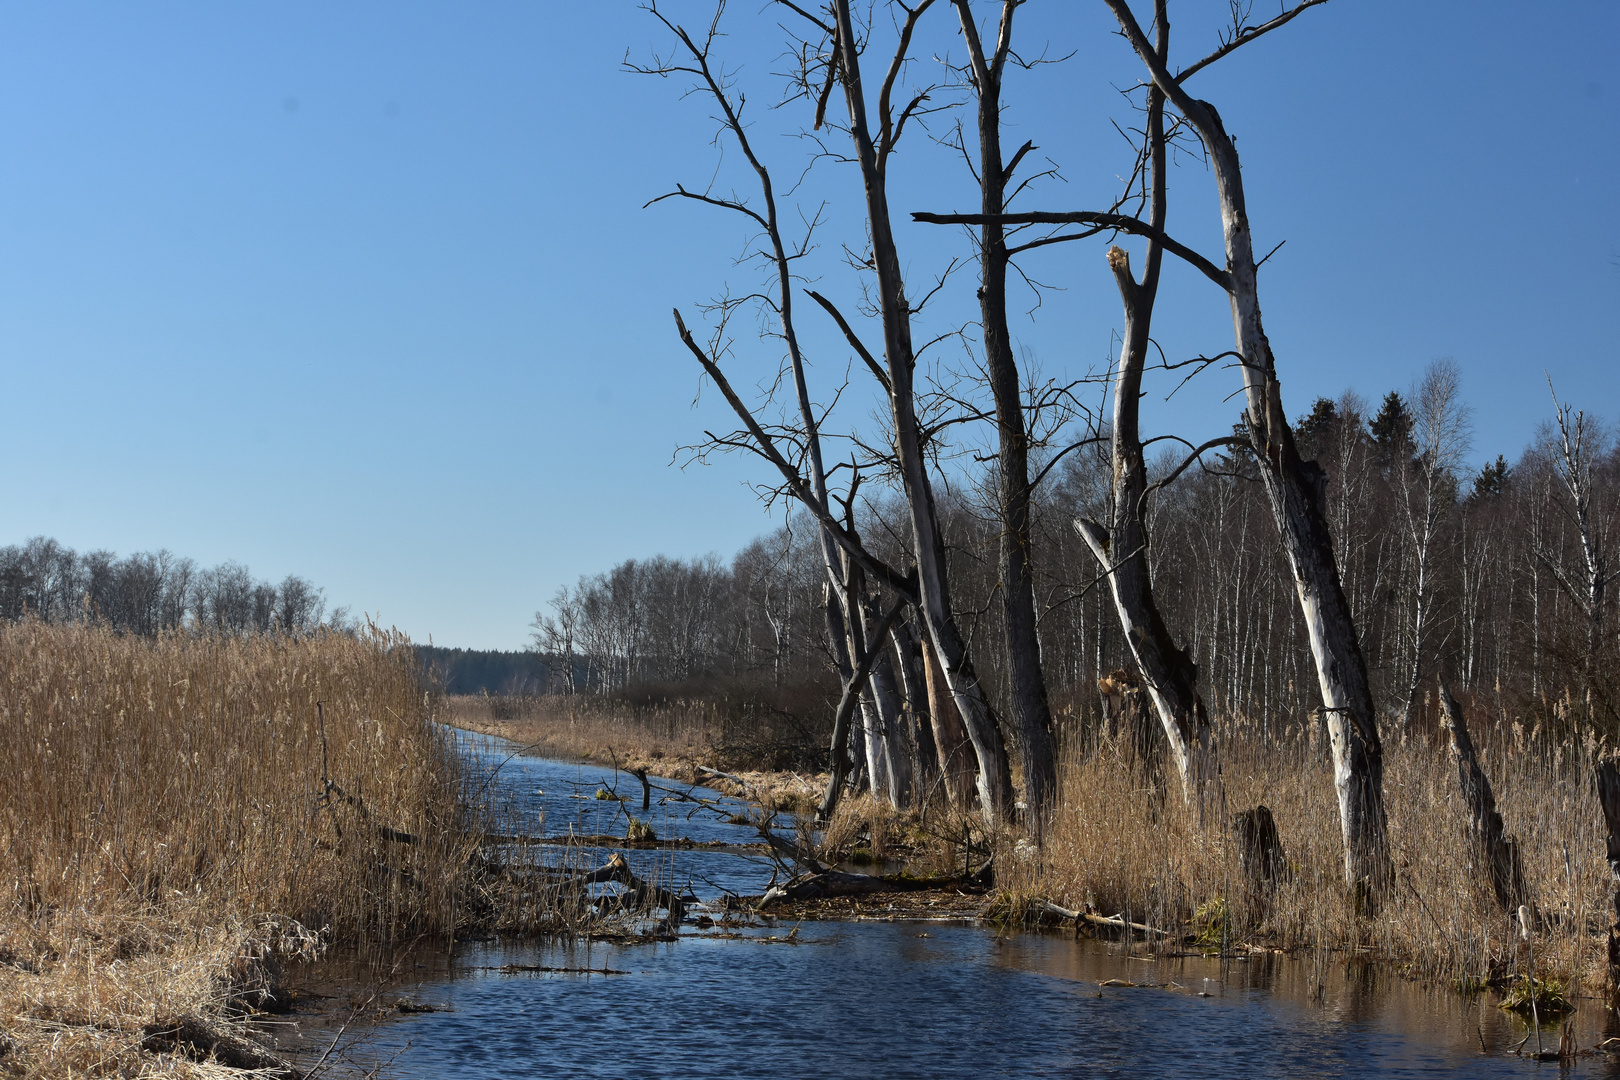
[1067,22,1220,812]
[918,0,1390,899]
[1538,385,1618,699]
[819,596,907,820]
[1437,680,1524,913]
[784,0,1015,819]
[947,0,1058,821]
[634,6,917,808]
[1102,0,1390,904]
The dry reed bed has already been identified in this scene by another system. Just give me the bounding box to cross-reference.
[0,620,558,1079]
[1009,710,1613,1000]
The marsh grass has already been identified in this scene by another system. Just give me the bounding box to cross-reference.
[0,619,573,1077]
[1004,702,1616,1000]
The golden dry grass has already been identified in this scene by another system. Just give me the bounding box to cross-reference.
[1005,709,1614,1000]
[0,619,543,1078]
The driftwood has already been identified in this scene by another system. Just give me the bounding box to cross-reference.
[759,861,992,907]
[1438,681,1525,913]
[546,853,686,927]
[1039,901,1170,940]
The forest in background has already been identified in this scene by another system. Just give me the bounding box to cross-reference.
[534,375,1617,742]
[0,536,346,636]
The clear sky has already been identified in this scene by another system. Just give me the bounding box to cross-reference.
[2,1,1615,649]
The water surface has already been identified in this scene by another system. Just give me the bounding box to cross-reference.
[329,738,1620,1078]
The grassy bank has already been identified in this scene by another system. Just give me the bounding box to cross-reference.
[0,620,555,1078]
[999,709,1612,1010]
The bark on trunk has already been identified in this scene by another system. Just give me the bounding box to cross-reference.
[818,597,907,821]
[890,616,941,799]
[950,0,1057,822]
[830,0,1012,819]
[1599,758,1620,977]
[922,635,977,812]
[1437,681,1524,913]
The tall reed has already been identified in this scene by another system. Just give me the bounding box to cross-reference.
[1012,703,1614,994]
[0,619,549,1077]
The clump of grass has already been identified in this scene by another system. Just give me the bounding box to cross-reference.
[1192,897,1232,949]
[1499,976,1574,1016]
[625,817,657,843]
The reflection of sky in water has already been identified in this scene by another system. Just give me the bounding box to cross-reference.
[358,922,1609,1079]
[452,729,779,899]
[296,735,1620,1078]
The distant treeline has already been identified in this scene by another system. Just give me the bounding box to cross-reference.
[0,536,347,636]
[536,377,1620,733]
[416,646,562,696]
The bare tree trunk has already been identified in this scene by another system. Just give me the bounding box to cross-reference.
[827,0,1012,818]
[870,647,913,807]
[922,634,976,812]
[1104,0,1391,902]
[1071,36,1219,813]
[1438,681,1524,913]
[890,615,941,799]
[1596,757,1620,978]
[950,0,1057,821]
[819,598,906,821]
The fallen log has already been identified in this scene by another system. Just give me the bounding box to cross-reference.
[759,861,993,906]
[1040,901,1171,939]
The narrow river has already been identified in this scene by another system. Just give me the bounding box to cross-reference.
[301,734,1620,1078]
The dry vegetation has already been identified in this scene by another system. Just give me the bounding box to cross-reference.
[0,620,557,1079]
[998,701,1613,1007]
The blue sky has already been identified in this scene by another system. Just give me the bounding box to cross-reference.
[2,1,1615,649]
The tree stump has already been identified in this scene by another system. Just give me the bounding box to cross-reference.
[1439,682,1524,913]
[1233,805,1287,916]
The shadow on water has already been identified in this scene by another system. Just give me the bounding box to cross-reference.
[279,740,1620,1079]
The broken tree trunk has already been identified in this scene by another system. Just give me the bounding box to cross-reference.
[1595,757,1620,977]
[1233,805,1287,916]
[1076,254,1220,818]
[1438,681,1524,913]
[1104,0,1391,904]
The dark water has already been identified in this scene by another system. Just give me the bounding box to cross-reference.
[309,739,1620,1078]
